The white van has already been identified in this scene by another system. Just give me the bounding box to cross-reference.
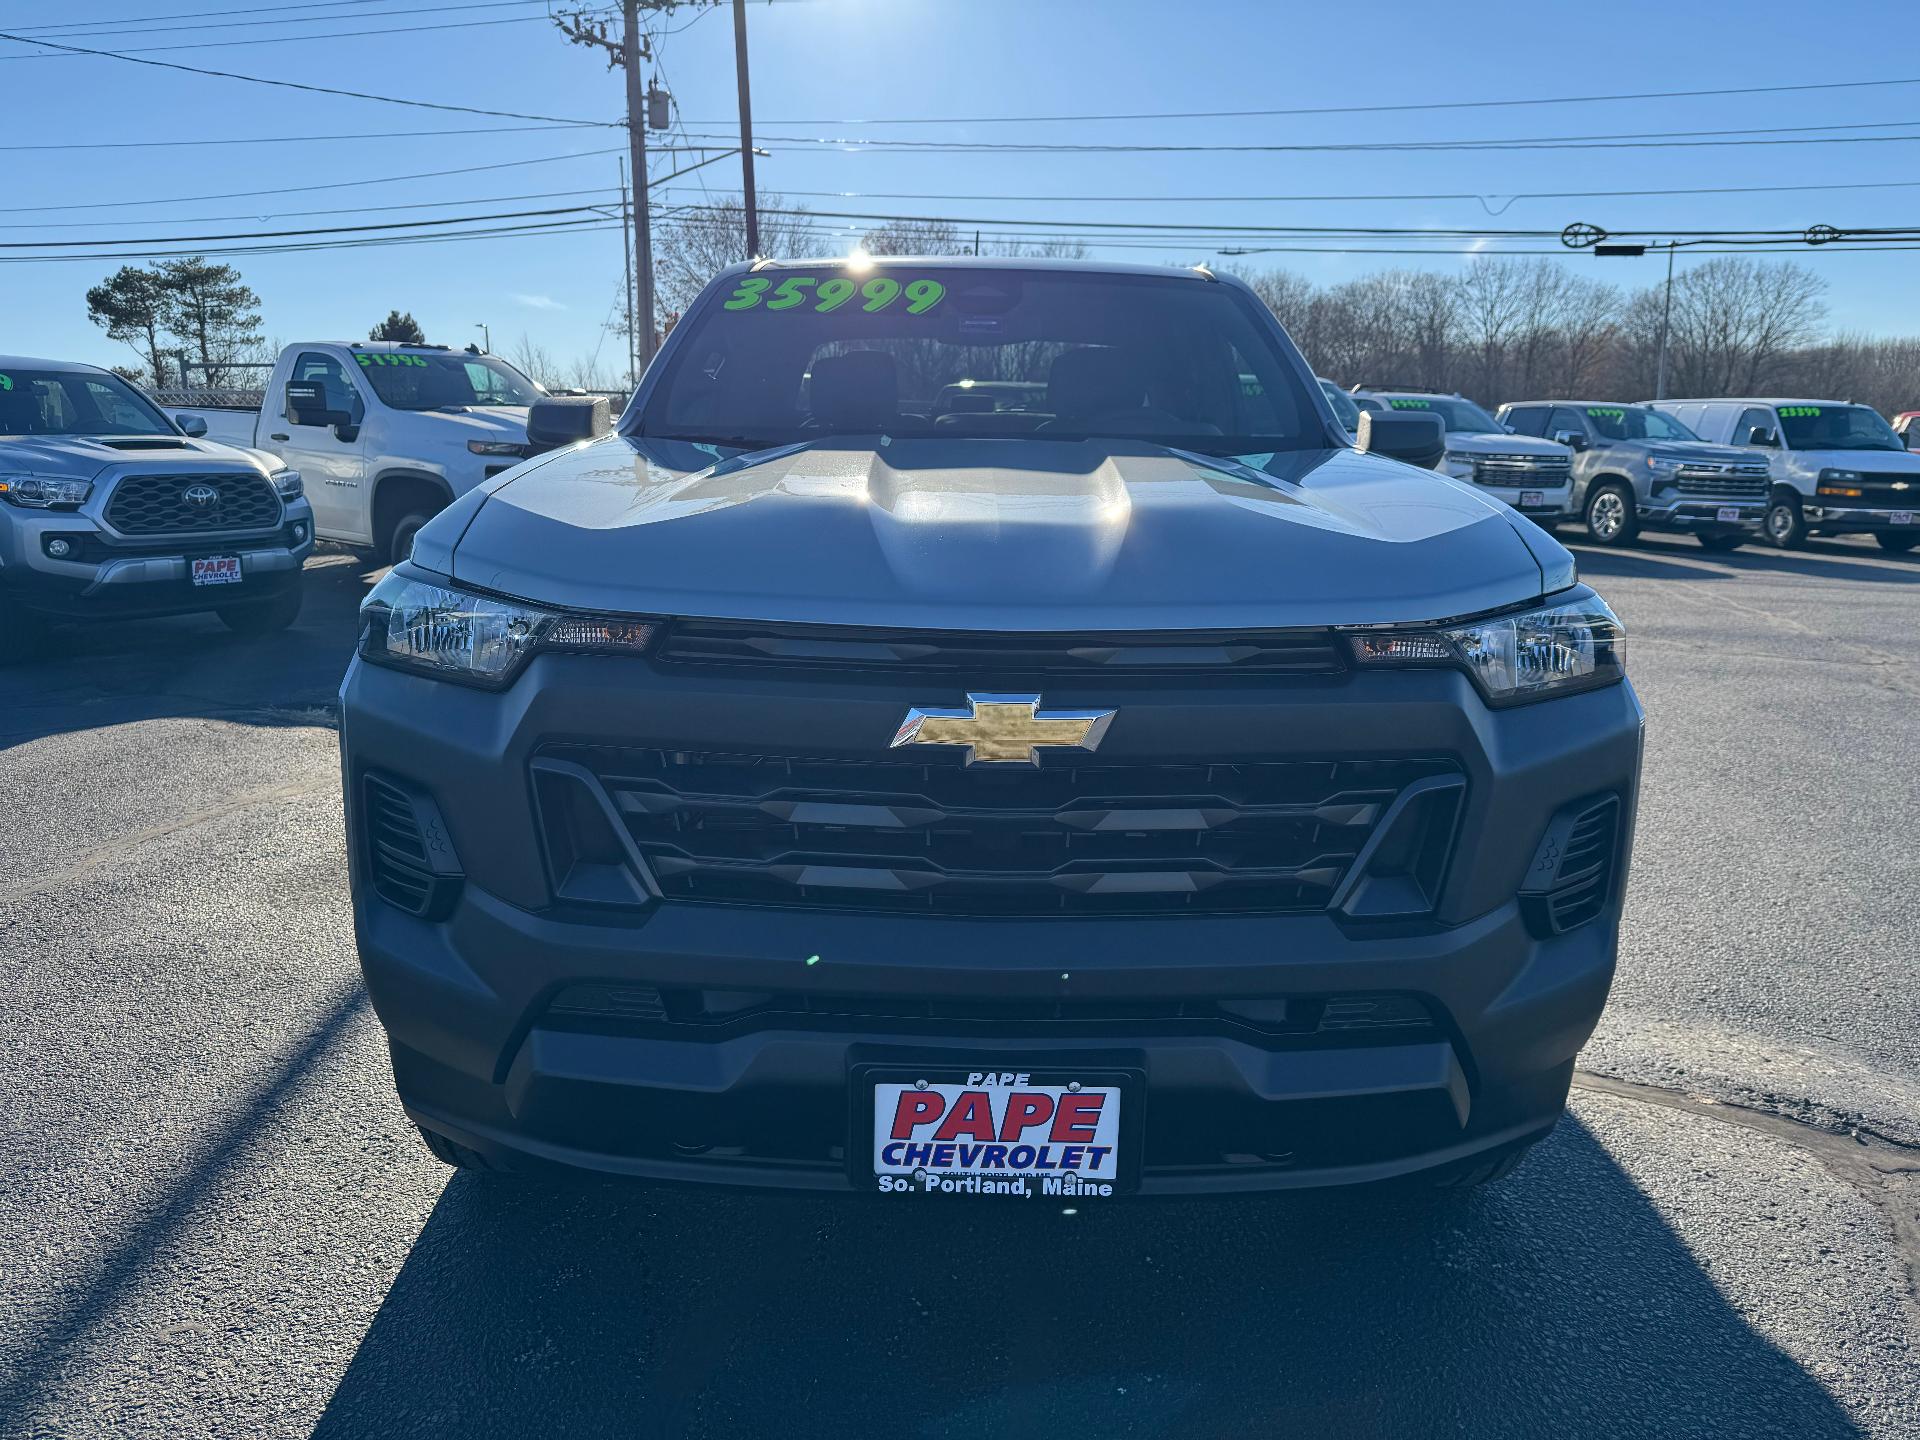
[1650,399,1920,552]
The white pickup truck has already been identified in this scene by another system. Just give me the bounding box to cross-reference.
[171,342,548,564]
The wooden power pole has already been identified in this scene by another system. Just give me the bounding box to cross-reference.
[733,0,759,259]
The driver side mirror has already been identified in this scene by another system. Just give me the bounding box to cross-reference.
[285,379,345,429]
[1551,428,1587,452]
[1356,410,1445,470]
[175,413,208,438]
[1745,425,1778,448]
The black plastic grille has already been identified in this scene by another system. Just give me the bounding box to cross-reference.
[658,619,1345,675]
[543,744,1460,917]
[363,774,456,918]
[1472,455,1570,485]
[1849,473,1920,508]
[1543,796,1620,933]
[104,472,281,536]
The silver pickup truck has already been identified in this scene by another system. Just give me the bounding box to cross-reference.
[1497,400,1767,551]
[0,355,313,661]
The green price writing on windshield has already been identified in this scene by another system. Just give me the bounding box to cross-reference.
[723,275,947,315]
[357,354,429,368]
[0,375,11,391]
[1388,398,1430,409]
[1778,405,1822,418]
[1586,408,1625,419]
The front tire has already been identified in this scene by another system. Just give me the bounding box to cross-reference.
[1428,1139,1536,1190]
[1875,531,1919,553]
[217,585,303,635]
[1696,532,1746,553]
[1584,483,1639,546]
[1765,494,1808,549]
[385,511,435,568]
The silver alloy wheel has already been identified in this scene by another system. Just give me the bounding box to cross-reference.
[1767,502,1797,543]
[1589,490,1627,541]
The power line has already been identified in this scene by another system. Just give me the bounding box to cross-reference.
[1,147,627,215]
[687,73,1920,127]
[0,29,616,125]
[0,205,618,251]
[0,217,626,265]
[11,0,551,40]
[0,186,622,230]
[8,123,604,150]
[16,0,394,33]
[0,13,559,61]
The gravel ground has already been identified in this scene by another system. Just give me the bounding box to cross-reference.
[0,535,1914,1439]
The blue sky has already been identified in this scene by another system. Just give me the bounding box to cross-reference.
[8,0,1920,379]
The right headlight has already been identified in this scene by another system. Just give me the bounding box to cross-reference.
[1347,586,1626,706]
[359,568,659,689]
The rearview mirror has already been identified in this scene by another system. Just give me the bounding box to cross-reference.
[526,395,612,455]
[1356,410,1446,470]
[175,413,208,438]
[285,379,346,429]
[1551,428,1587,452]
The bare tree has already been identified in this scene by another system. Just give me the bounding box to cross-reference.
[1664,257,1827,395]
[861,218,965,255]
[1547,276,1623,396]
[1454,257,1529,401]
[652,191,825,321]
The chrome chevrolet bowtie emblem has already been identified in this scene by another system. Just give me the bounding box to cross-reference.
[890,693,1116,766]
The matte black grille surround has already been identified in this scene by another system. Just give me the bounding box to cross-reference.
[657,618,1347,676]
[1519,793,1622,935]
[533,744,1463,918]
[104,472,281,536]
[363,773,463,919]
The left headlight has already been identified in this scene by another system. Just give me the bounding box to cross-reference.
[1348,586,1626,706]
[270,467,304,499]
[467,440,527,456]
[359,569,659,689]
[0,474,91,509]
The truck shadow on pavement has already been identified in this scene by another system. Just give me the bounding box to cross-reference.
[0,549,371,750]
[1571,534,1920,587]
[312,1116,1864,1440]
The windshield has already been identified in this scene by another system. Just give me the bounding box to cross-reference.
[1584,406,1700,442]
[0,366,174,438]
[1319,379,1362,431]
[1777,403,1903,453]
[1382,395,1502,434]
[640,266,1328,455]
[354,351,541,411]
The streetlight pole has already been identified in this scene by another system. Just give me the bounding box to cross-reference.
[622,0,658,368]
[474,323,491,354]
[1583,227,1679,400]
[1653,242,1676,402]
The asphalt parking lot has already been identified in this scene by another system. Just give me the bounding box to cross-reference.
[1,535,1916,1439]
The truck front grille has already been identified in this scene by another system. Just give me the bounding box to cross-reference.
[1675,463,1769,499]
[104,472,281,535]
[1848,473,1920,508]
[537,745,1461,917]
[1472,454,1570,486]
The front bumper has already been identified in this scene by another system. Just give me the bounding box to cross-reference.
[0,504,313,621]
[1803,503,1920,533]
[341,651,1644,1195]
[1640,495,1766,534]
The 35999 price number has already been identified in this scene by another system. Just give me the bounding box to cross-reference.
[723,276,947,314]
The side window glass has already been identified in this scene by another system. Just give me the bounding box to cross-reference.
[1505,407,1547,437]
[291,352,356,416]
[1550,407,1588,440]
[1735,406,1775,446]
[82,379,152,431]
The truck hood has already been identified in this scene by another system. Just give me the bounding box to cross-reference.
[1786,447,1920,472]
[444,435,1556,630]
[0,434,274,482]
[1639,440,1762,465]
[1443,433,1571,457]
[439,405,529,439]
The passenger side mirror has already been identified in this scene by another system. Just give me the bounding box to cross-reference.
[1745,425,1778,448]
[1551,429,1587,451]
[1905,430,1920,451]
[1355,410,1446,470]
[526,395,612,455]
[175,413,208,438]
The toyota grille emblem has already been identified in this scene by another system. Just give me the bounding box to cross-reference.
[181,484,221,508]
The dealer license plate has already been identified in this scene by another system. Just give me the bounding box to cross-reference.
[1717,506,1741,523]
[1519,490,1545,509]
[871,1072,1123,1199]
[191,556,242,587]
[1893,510,1914,526]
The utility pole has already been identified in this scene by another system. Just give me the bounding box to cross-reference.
[554,3,659,367]
[732,0,758,259]
[1653,242,1676,402]
[622,0,657,367]
[618,156,637,385]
